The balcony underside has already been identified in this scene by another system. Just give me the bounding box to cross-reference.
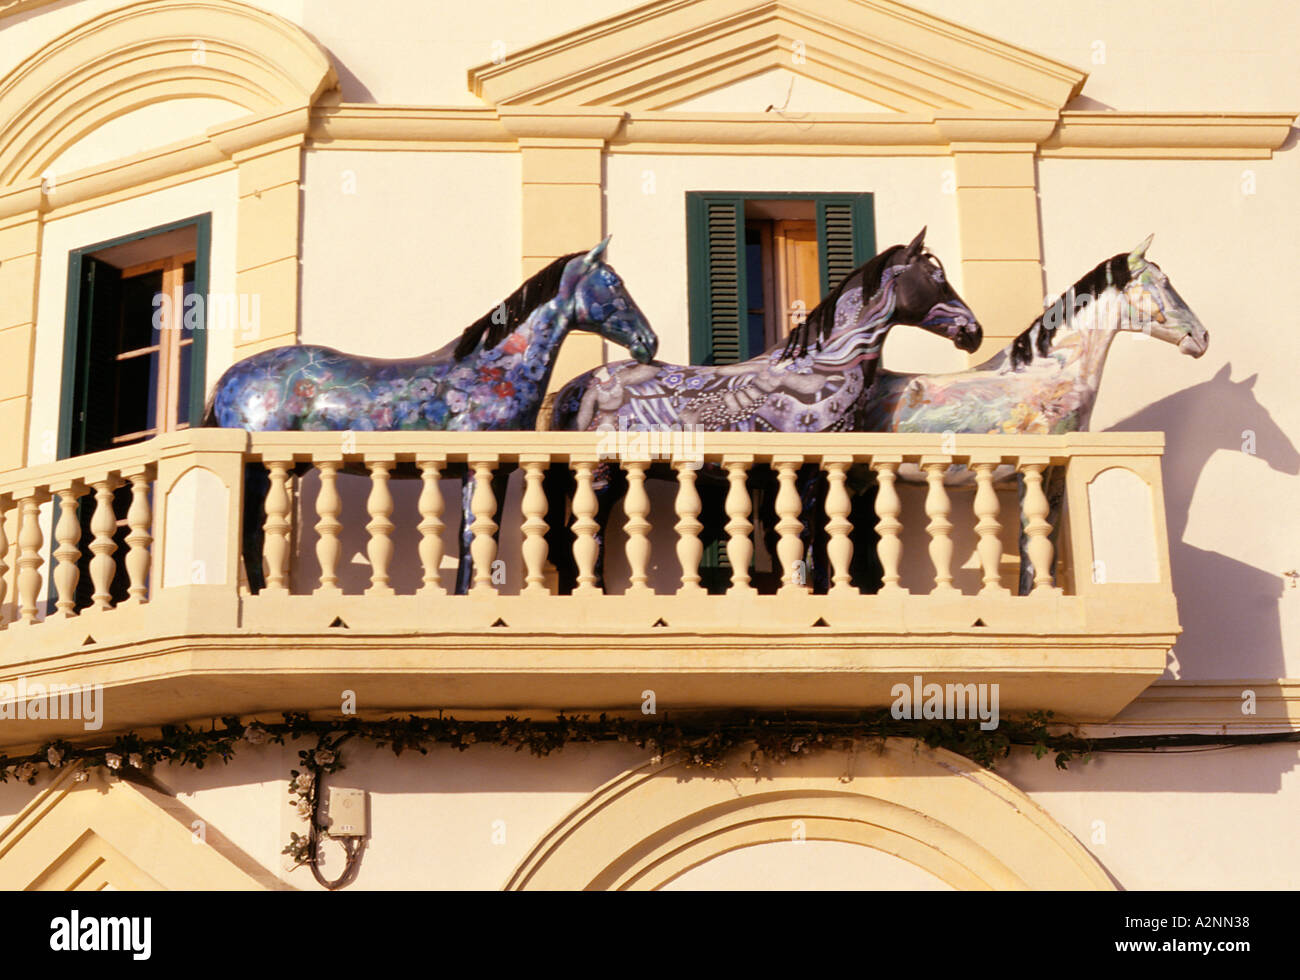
[0,587,1175,748]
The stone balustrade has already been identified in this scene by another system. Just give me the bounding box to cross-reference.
[0,428,1180,740]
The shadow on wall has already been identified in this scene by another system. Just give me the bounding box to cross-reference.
[1107,363,1299,680]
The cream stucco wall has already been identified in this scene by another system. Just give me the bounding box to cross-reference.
[905,0,1300,112]
[1,739,1294,889]
[299,150,522,356]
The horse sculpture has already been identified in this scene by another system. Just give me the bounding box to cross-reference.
[203,239,658,593]
[548,228,983,592]
[859,234,1209,593]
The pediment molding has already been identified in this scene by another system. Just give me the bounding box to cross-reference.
[0,0,337,185]
[469,0,1087,112]
[0,763,276,889]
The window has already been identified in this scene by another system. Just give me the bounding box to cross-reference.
[686,193,875,591]
[60,215,210,457]
[57,215,211,608]
[686,192,875,365]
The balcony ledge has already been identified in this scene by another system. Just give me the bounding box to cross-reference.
[0,429,1181,749]
[0,587,1175,749]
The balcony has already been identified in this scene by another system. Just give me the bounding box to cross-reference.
[0,429,1179,748]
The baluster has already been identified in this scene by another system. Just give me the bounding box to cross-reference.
[571,460,600,596]
[973,461,1008,596]
[16,492,45,624]
[520,458,549,595]
[673,459,704,594]
[872,458,905,594]
[774,458,807,593]
[1019,460,1058,595]
[924,459,955,593]
[122,468,153,604]
[365,457,396,596]
[314,460,343,594]
[467,459,498,595]
[261,460,291,593]
[723,458,755,596]
[823,459,855,596]
[52,482,85,617]
[88,479,119,610]
[0,498,9,628]
[623,460,652,595]
[417,456,447,596]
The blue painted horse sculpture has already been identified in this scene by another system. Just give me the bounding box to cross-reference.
[203,239,658,593]
[859,235,1209,593]
[547,228,983,592]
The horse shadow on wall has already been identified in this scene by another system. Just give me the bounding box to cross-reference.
[1107,363,1299,680]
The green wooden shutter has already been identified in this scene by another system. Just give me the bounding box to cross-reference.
[186,215,211,425]
[816,194,876,296]
[69,257,122,457]
[687,194,750,365]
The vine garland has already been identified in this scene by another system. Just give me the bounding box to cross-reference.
[2,711,1297,882]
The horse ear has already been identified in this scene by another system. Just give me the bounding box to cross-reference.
[582,235,612,268]
[903,226,927,260]
[1128,233,1154,271]
[1240,372,1258,389]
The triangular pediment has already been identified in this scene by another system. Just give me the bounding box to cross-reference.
[0,764,277,890]
[669,67,897,113]
[469,0,1086,112]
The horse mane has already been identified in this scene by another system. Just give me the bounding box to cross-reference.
[453,251,584,359]
[780,245,903,361]
[1011,253,1132,368]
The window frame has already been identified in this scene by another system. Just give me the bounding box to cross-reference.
[685,192,876,366]
[58,213,211,461]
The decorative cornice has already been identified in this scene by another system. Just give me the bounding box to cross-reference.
[498,106,627,141]
[305,105,1294,160]
[468,0,1087,112]
[310,105,512,145]
[1040,111,1296,158]
[1096,679,1300,733]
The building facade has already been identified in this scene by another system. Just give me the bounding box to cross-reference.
[0,0,1296,890]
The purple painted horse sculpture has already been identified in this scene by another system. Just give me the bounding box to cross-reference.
[203,239,658,594]
[859,235,1209,593]
[547,228,983,592]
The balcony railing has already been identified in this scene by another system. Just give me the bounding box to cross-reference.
[0,429,1179,745]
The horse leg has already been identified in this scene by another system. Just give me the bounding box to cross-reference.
[796,464,830,592]
[753,467,780,594]
[696,473,730,594]
[241,462,269,594]
[543,462,577,594]
[849,479,884,594]
[455,475,475,596]
[590,463,627,592]
[455,467,511,594]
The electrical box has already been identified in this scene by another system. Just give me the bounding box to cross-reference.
[328,788,367,837]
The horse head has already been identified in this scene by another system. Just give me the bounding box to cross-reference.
[1117,234,1209,357]
[889,227,983,353]
[561,238,658,364]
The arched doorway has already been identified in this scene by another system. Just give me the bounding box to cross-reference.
[508,738,1111,890]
